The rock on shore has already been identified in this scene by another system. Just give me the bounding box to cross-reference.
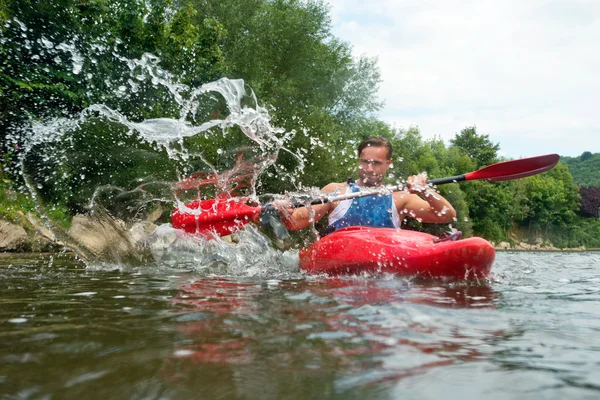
[494,241,586,251]
[1,213,157,259]
[1,216,62,252]
[0,221,28,251]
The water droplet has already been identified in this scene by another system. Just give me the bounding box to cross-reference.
[14,18,27,32]
[174,349,194,357]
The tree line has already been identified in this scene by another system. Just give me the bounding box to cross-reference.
[1,0,599,248]
[562,152,600,220]
[562,152,600,187]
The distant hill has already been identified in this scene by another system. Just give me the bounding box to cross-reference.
[561,152,600,187]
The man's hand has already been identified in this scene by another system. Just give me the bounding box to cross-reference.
[264,200,297,231]
[406,173,429,194]
[272,200,294,223]
[260,202,292,240]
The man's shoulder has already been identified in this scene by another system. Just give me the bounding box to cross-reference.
[322,182,348,192]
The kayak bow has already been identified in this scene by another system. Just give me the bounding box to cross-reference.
[299,227,495,279]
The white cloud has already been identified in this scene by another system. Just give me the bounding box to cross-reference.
[327,0,600,157]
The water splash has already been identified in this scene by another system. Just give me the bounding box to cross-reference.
[6,25,306,274]
[146,224,300,278]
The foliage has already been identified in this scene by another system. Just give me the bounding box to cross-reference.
[580,151,593,161]
[513,162,580,236]
[0,176,71,229]
[23,120,180,212]
[450,126,500,169]
[579,186,600,218]
[0,180,36,223]
[546,217,600,249]
[0,0,227,157]
[199,0,382,120]
[561,152,600,187]
[194,0,383,192]
[1,151,71,228]
[1,0,228,216]
[460,180,519,242]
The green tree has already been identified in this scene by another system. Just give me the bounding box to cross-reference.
[390,126,427,178]
[516,162,580,236]
[0,0,230,209]
[193,0,383,191]
[450,126,500,169]
[461,181,515,242]
[561,152,600,187]
[0,0,227,156]
[198,0,381,119]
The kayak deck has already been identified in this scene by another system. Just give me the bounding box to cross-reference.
[299,227,495,279]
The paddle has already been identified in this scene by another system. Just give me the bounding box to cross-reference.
[172,153,559,236]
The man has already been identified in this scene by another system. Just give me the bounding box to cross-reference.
[274,136,456,232]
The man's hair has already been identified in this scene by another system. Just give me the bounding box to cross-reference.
[357,137,393,159]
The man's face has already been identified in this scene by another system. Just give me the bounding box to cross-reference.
[358,146,391,187]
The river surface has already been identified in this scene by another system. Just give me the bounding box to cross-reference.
[1,251,600,399]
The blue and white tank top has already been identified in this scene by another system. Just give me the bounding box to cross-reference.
[328,180,400,233]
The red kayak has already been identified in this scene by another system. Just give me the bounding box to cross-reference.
[299,227,495,279]
[171,201,495,279]
[172,199,260,238]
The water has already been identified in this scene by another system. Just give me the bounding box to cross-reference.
[2,251,600,399]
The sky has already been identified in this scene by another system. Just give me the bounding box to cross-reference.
[326,0,599,158]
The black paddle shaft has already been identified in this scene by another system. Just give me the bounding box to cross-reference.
[427,175,467,185]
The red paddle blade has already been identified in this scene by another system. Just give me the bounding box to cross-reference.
[465,154,559,182]
[172,199,261,237]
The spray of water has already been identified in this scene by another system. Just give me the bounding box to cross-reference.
[5,24,309,276]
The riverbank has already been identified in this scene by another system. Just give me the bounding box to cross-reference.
[0,217,61,253]
[496,247,599,252]
[494,241,590,251]
[1,214,158,266]
[3,216,597,255]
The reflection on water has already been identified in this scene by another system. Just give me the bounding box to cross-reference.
[1,252,600,398]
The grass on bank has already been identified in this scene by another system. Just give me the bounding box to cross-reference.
[0,180,72,231]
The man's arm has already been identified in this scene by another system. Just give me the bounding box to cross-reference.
[275,182,342,230]
[394,175,456,224]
